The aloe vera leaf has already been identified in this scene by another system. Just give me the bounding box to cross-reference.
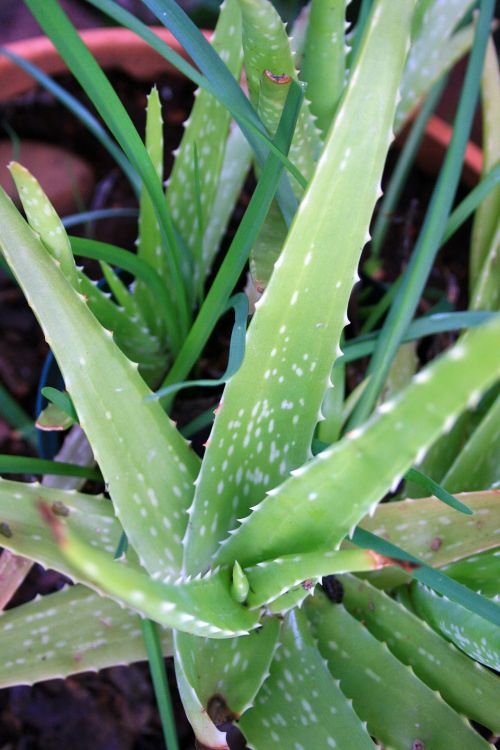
[0,188,200,578]
[442,394,500,492]
[470,36,500,290]
[167,0,243,293]
[134,87,167,337]
[357,490,500,594]
[174,617,280,743]
[76,273,164,366]
[10,163,78,287]
[411,582,500,671]
[239,608,375,750]
[395,0,475,131]
[443,548,500,599]
[99,262,147,328]
[245,548,385,609]
[42,513,259,638]
[0,477,127,581]
[238,0,321,186]
[316,357,345,444]
[186,0,416,573]
[289,1,311,65]
[202,125,252,276]
[300,0,346,136]
[340,574,500,733]
[306,591,492,750]
[249,200,287,291]
[217,319,500,567]
[25,0,190,342]
[0,584,172,688]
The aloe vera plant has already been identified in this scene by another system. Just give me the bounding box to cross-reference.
[0,0,499,747]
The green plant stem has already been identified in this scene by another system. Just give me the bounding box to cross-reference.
[140,619,179,750]
[69,236,178,352]
[348,0,495,429]
[369,76,446,264]
[0,455,100,480]
[158,81,303,409]
[62,208,138,228]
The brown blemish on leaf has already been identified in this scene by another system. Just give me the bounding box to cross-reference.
[264,69,293,85]
[412,741,425,750]
[369,550,420,572]
[302,579,315,590]
[207,693,238,725]
[0,521,12,538]
[37,501,66,545]
[430,536,442,551]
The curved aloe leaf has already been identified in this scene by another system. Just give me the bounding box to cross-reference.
[0,477,128,582]
[239,608,375,750]
[167,0,244,296]
[396,0,475,131]
[306,590,492,749]
[0,186,199,579]
[217,319,500,567]
[42,508,259,638]
[411,581,500,671]
[470,35,500,292]
[0,585,172,688]
[174,618,280,745]
[340,575,500,733]
[185,0,416,574]
[134,86,167,339]
[238,0,321,185]
[359,490,500,585]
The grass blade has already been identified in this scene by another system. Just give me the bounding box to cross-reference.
[348,0,496,428]
[141,619,179,750]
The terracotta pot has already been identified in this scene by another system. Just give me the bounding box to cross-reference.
[412,114,482,188]
[0,27,482,187]
[0,26,209,102]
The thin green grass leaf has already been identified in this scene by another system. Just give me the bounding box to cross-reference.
[348,0,496,428]
[404,468,472,514]
[0,456,99,480]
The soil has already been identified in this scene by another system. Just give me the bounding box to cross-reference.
[0,51,490,750]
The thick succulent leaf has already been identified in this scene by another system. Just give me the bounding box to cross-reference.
[135,86,167,336]
[46,515,259,638]
[340,575,500,733]
[395,0,475,131]
[411,582,500,670]
[0,584,172,688]
[201,124,252,276]
[0,477,125,581]
[0,187,200,578]
[167,0,243,294]
[245,548,382,609]
[470,36,500,292]
[442,394,500,492]
[239,608,375,750]
[361,490,500,568]
[10,162,78,287]
[300,0,347,136]
[306,591,492,750]
[174,619,280,747]
[238,0,321,186]
[443,548,500,599]
[186,0,416,573]
[217,320,500,567]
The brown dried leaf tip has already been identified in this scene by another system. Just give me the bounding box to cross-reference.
[264,70,293,85]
